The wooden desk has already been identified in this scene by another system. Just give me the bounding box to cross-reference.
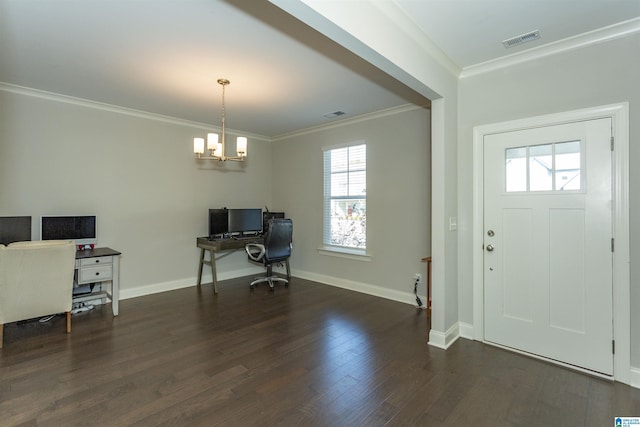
[421,256,431,317]
[196,236,261,293]
[75,247,121,316]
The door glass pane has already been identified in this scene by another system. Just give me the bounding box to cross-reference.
[506,147,527,192]
[504,140,582,193]
[529,144,553,191]
[555,140,581,191]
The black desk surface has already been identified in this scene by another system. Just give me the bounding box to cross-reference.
[196,236,261,250]
[76,247,121,259]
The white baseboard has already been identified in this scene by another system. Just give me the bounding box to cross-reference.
[428,322,461,349]
[427,322,473,349]
[120,267,425,307]
[630,366,640,389]
[119,277,196,300]
[119,266,263,300]
[458,322,474,340]
[291,269,423,308]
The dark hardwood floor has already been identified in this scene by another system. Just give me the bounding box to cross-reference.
[1,276,638,426]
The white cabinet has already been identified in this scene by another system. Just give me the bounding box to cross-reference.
[77,257,113,283]
[73,248,121,316]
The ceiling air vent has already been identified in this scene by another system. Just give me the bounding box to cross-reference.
[502,30,541,49]
[323,111,346,119]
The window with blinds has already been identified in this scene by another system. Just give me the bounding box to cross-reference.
[323,143,366,250]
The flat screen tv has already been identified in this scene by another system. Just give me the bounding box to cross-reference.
[228,208,262,235]
[208,208,228,238]
[40,215,97,246]
[0,216,32,245]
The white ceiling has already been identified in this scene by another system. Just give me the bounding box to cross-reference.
[1,0,638,138]
[396,0,640,69]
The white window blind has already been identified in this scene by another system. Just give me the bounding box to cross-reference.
[323,143,366,250]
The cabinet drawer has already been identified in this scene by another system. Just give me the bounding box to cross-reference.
[78,265,113,283]
[79,256,113,267]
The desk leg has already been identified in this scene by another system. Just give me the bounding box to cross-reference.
[112,255,120,316]
[197,248,205,287]
[209,249,218,294]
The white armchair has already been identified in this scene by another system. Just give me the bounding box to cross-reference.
[0,240,76,348]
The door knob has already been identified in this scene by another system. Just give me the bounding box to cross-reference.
[487,230,495,237]
[486,244,494,252]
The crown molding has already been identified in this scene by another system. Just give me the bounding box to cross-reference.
[0,82,427,144]
[460,17,640,79]
[0,82,271,142]
[271,103,428,142]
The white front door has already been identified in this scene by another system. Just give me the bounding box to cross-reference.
[483,118,613,375]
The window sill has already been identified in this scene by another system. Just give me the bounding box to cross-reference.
[317,246,372,262]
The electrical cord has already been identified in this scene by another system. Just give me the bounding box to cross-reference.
[414,278,423,307]
[71,303,95,315]
[39,314,56,323]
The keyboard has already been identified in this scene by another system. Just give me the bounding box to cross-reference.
[232,235,260,241]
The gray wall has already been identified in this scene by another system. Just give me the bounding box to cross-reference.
[268,0,459,340]
[0,89,272,295]
[270,106,431,304]
[457,33,640,366]
[0,89,431,306]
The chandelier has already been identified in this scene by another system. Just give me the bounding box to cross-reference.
[193,78,247,161]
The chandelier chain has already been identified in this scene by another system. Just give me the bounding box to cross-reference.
[221,81,226,126]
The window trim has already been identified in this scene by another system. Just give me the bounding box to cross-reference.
[317,245,372,261]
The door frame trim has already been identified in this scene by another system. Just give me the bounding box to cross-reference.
[472,103,630,383]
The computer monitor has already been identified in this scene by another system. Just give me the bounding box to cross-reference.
[228,208,262,235]
[40,215,97,246]
[208,208,228,237]
[262,211,285,234]
[0,216,32,245]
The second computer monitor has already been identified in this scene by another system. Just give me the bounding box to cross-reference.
[228,208,262,235]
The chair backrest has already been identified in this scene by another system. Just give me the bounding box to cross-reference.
[0,240,76,324]
[264,219,292,263]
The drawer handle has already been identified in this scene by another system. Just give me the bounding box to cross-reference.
[95,272,100,276]
[95,260,100,263]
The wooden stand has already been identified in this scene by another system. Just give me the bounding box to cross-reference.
[421,256,431,317]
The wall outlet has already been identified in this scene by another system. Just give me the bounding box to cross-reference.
[413,273,422,282]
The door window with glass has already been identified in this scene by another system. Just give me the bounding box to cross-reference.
[323,143,366,251]
[505,140,582,192]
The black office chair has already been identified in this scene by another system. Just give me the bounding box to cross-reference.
[245,218,293,291]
